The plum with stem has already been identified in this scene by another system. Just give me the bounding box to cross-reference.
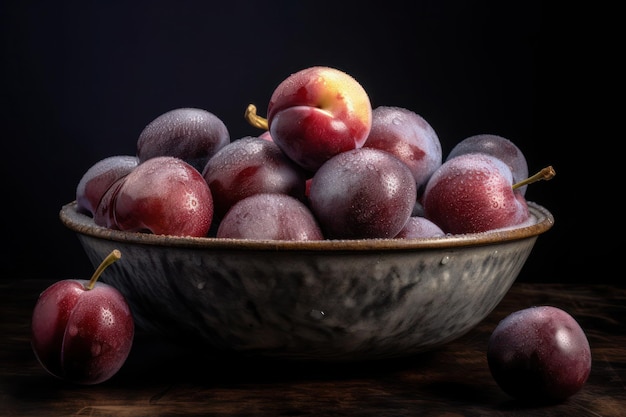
[246,66,373,172]
[422,152,554,234]
[31,250,134,385]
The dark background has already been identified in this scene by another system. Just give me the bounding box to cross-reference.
[1,1,609,283]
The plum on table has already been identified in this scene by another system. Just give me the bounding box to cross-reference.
[487,305,592,403]
[31,250,134,385]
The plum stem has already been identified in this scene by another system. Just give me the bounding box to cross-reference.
[512,166,556,190]
[86,249,122,290]
[245,104,269,130]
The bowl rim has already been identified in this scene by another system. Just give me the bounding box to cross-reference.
[59,201,554,252]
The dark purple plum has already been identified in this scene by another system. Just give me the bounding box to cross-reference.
[394,216,445,239]
[202,136,308,221]
[76,155,139,216]
[309,148,416,239]
[364,106,442,196]
[446,134,529,195]
[217,193,323,240]
[137,107,230,172]
[487,306,592,403]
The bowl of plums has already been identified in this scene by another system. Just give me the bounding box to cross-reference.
[60,66,555,362]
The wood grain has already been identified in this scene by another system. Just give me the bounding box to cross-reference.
[2,280,624,416]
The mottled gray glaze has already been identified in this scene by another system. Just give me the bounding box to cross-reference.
[60,202,554,361]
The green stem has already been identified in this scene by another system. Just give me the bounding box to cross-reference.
[512,166,556,190]
[86,249,121,290]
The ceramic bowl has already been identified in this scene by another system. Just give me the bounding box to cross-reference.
[59,201,554,362]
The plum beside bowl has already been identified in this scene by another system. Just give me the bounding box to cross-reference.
[59,201,554,362]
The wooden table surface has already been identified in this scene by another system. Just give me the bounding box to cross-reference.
[2,279,624,416]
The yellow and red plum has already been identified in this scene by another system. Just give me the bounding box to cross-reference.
[267,66,373,172]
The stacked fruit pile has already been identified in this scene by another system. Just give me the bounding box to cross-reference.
[31,66,591,404]
[75,66,554,241]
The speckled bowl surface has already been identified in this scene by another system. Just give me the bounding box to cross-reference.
[60,201,553,362]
